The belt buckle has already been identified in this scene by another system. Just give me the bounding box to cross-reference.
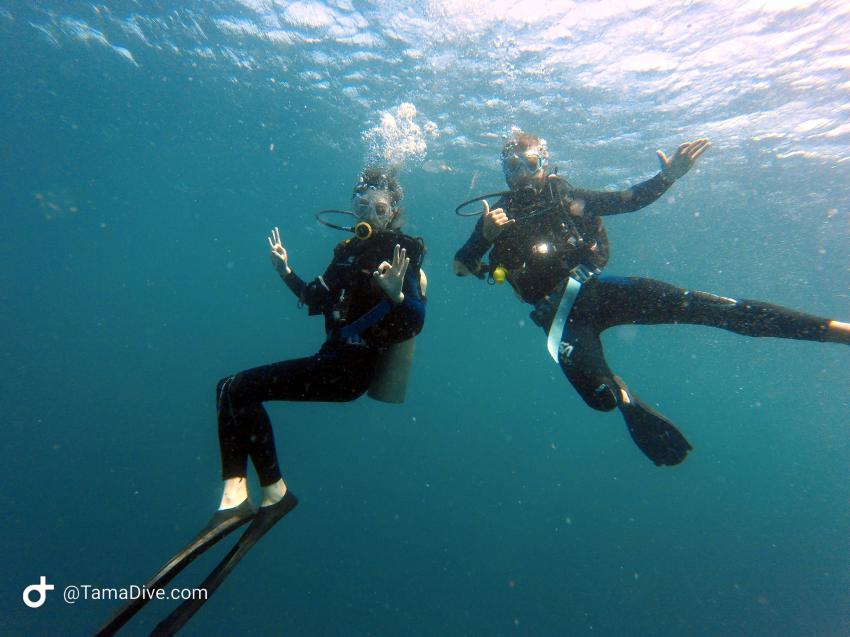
[569,264,597,284]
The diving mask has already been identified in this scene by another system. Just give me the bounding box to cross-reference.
[352,186,394,228]
[502,149,548,180]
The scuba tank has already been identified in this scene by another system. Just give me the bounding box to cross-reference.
[367,337,416,404]
[368,267,427,404]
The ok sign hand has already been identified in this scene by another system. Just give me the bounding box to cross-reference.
[373,244,410,304]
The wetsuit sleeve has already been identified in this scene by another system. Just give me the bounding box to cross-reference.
[280,269,333,315]
[383,269,427,340]
[281,241,352,315]
[571,172,675,217]
[453,215,491,278]
[281,269,306,298]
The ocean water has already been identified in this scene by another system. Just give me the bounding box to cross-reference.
[1,1,848,636]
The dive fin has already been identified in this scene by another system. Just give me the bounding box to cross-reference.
[613,377,692,466]
[149,490,299,637]
[94,499,257,637]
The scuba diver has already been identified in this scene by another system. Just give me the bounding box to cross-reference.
[454,131,849,467]
[96,168,427,636]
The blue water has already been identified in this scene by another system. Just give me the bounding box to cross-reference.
[2,2,849,636]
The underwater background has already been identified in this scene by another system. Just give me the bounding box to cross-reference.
[1,1,848,635]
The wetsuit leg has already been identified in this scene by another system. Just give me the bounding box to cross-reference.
[590,275,835,341]
[557,278,694,466]
[557,274,840,465]
[556,323,619,412]
[93,350,364,637]
[217,346,376,486]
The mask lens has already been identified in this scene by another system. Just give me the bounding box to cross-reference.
[503,153,531,176]
[353,188,392,223]
[503,150,545,178]
[354,196,371,216]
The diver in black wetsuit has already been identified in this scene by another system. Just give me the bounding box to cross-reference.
[216,168,426,513]
[454,131,849,467]
[95,169,427,637]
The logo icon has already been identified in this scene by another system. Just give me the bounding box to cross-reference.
[23,576,54,608]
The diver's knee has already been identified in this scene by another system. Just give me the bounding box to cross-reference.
[216,375,237,404]
[591,383,618,411]
[574,381,618,412]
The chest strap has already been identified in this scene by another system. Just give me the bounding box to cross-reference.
[335,299,392,341]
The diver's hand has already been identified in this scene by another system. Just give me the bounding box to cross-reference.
[656,138,710,181]
[373,244,409,304]
[481,199,514,242]
[268,226,291,276]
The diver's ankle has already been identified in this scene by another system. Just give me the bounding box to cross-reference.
[261,479,288,507]
[219,477,249,510]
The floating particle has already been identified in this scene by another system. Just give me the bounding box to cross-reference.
[34,190,79,220]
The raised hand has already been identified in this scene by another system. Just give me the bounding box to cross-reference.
[267,226,291,276]
[373,243,409,304]
[481,199,514,242]
[657,138,711,181]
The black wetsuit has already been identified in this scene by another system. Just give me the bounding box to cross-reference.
[546,276,833,412]
[218,231,426,486]
[455,172,836,414]
[456,172,675,300]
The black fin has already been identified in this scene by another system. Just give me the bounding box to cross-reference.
[614,377,693,466]
[149,490,298,637]
[93,499,257,637]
